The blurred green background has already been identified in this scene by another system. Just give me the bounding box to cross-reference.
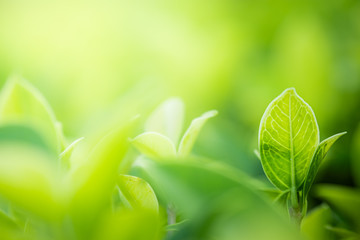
[0,0,359,190]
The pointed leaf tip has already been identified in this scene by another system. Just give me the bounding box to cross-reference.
[284,87,296,94]
[202,110,218,118]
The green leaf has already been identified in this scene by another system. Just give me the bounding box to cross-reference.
[133,159,303,240]
[326,226,360,240]
[302,132,346,198]
[273,190,290,208]
[259,88,319,190]
[131,132,177,158]
[261,188,282,200]
[168,190,302,240]
[301,204,333,240]
[166,219,189,232]
[0,210,23,240]
[315,184,360,231]
[0,77,63,154]
[135,159,267,217]
[0,210,19,230]
[178,110,218,157]
[0,144,64,221]
[145,98,184,146]
[94,209,161,240]
[117,175,159,213]
[69,120,134,239]
[0,124,53,155]
[352,124,360,187]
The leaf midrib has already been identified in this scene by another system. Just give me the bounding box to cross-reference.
[289,94,296,191]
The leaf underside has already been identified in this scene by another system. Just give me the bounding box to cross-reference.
[259,88,319,190]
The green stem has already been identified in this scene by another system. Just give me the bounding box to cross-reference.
[290,186,298,209]
[289,205,303,226]
[289,187,303,226]
[166,203,176,237]
[167,204,176,225]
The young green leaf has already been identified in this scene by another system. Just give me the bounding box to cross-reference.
[0,210,23,240]
[326,226,360,239]
[259,88,319,191]
[138,160,302,240]
[59,137,84,169]
[302,132,346,198]
[166,219,189,232]
[273,190,290,208]
[315,185,360,230]
[0,77,63,154]
[178,110,218,157]
[131,132,177,159]
[352,124,360,187]
[117,175,159,213]
[93,209,161,240]
[301,204,333,240]
[0,210,19,230]
[0,144,65,221]
[134,158,265,217]
[261,188,282,200]
[69,120,134,239]
[0,124,53,155]
[145,98,184,146]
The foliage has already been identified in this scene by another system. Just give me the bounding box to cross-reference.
[257,88,345,224]
[0,1,359,239]
[0,78,161,240]
[0,78,356,240]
